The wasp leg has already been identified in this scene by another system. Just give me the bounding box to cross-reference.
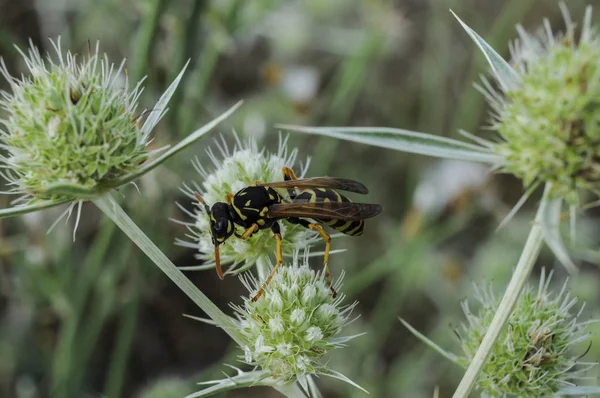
[238,223,259,240]
[226,193,234,204]
[282,167,299,199]
[252,223,283,301]
[287,217,336,298]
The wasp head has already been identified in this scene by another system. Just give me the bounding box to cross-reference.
[208,202,234,245]
[194,192,232,280]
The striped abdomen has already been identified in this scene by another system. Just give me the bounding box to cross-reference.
[294,188,364,236]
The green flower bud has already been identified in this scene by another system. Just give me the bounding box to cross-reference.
[483,6,600,204]
[232,251,358,382]
[0,39,156,203]
[458,270,597,397]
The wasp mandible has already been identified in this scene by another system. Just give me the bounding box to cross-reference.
[195,167,382,301]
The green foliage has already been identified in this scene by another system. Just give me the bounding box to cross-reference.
[1,1,600,398]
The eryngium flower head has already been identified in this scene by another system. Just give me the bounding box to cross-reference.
[177,134,320,274]
[482,5,600,204]
[233,251,358,382]
[457,270,596,397]
[0,39,158,203]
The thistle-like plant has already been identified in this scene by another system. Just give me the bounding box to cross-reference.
[187,251,365,397]
[0,38,239,225]
[277,4,599,396]
[402,270,599,397]
[0,38,362,398]
[1,40,150,203]
[175,134,321,276]
[0,38,245,353]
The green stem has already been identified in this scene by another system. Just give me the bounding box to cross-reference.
[131,0,168,84]
[103,281,141,398]
[93,194,244,345]
[50,220,118,397]
[169,0,207,134]
[452,184,551,397]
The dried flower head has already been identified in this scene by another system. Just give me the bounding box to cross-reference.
[457,270,597,397]
[177,134,320,275]
[232,251,360,384]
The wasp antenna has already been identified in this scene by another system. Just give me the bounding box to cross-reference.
[193,191,205,203]
[194,191,211,213]
[214,245,224,280]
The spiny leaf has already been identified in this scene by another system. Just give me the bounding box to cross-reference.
[276,125,502,164]
[539,193,578,274]
[113,101,243,187]
[451,10,521,92]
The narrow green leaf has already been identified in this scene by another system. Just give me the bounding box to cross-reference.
[276,125,503,164]
[539,194,578,274]
[450,10,521,92]
[496,182,539,231]
[557,386,600,396]
[93,195,244,345]
[321,369,369,394]
[112,100,243,188]
[399,318,462,366]
[187,373,272,398]
[141,59,190,141]
[0,198,70,219]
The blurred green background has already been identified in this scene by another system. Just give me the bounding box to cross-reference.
[0,0,598,397]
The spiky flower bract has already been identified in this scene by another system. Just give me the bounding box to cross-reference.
[457,270,597,397]
[233,251,359,384]
[0,39,162,204]
[481,6,600,205]
[177,134,320,274]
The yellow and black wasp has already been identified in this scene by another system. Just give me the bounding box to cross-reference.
[195,167,382,301]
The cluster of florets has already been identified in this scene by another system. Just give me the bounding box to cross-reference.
[457,272,595,397]
[485,8,600,204]
[233,252,357,381]
[177,135,319,274]
[0,40,151,203]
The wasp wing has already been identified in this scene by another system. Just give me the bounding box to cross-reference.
[267,201,382,221]
[259,177,369,194]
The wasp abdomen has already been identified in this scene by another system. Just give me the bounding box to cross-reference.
[295,188,364,236]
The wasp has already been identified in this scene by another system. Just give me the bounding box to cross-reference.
[195,167,382,301]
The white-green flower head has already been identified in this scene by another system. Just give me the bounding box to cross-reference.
[0,38,163,203]
[457,270,597,397]
[233,251,359,383]
[177,134,321,275]
[479,5,600,204]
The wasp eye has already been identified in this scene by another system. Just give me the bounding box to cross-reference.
[216,219,227,232]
